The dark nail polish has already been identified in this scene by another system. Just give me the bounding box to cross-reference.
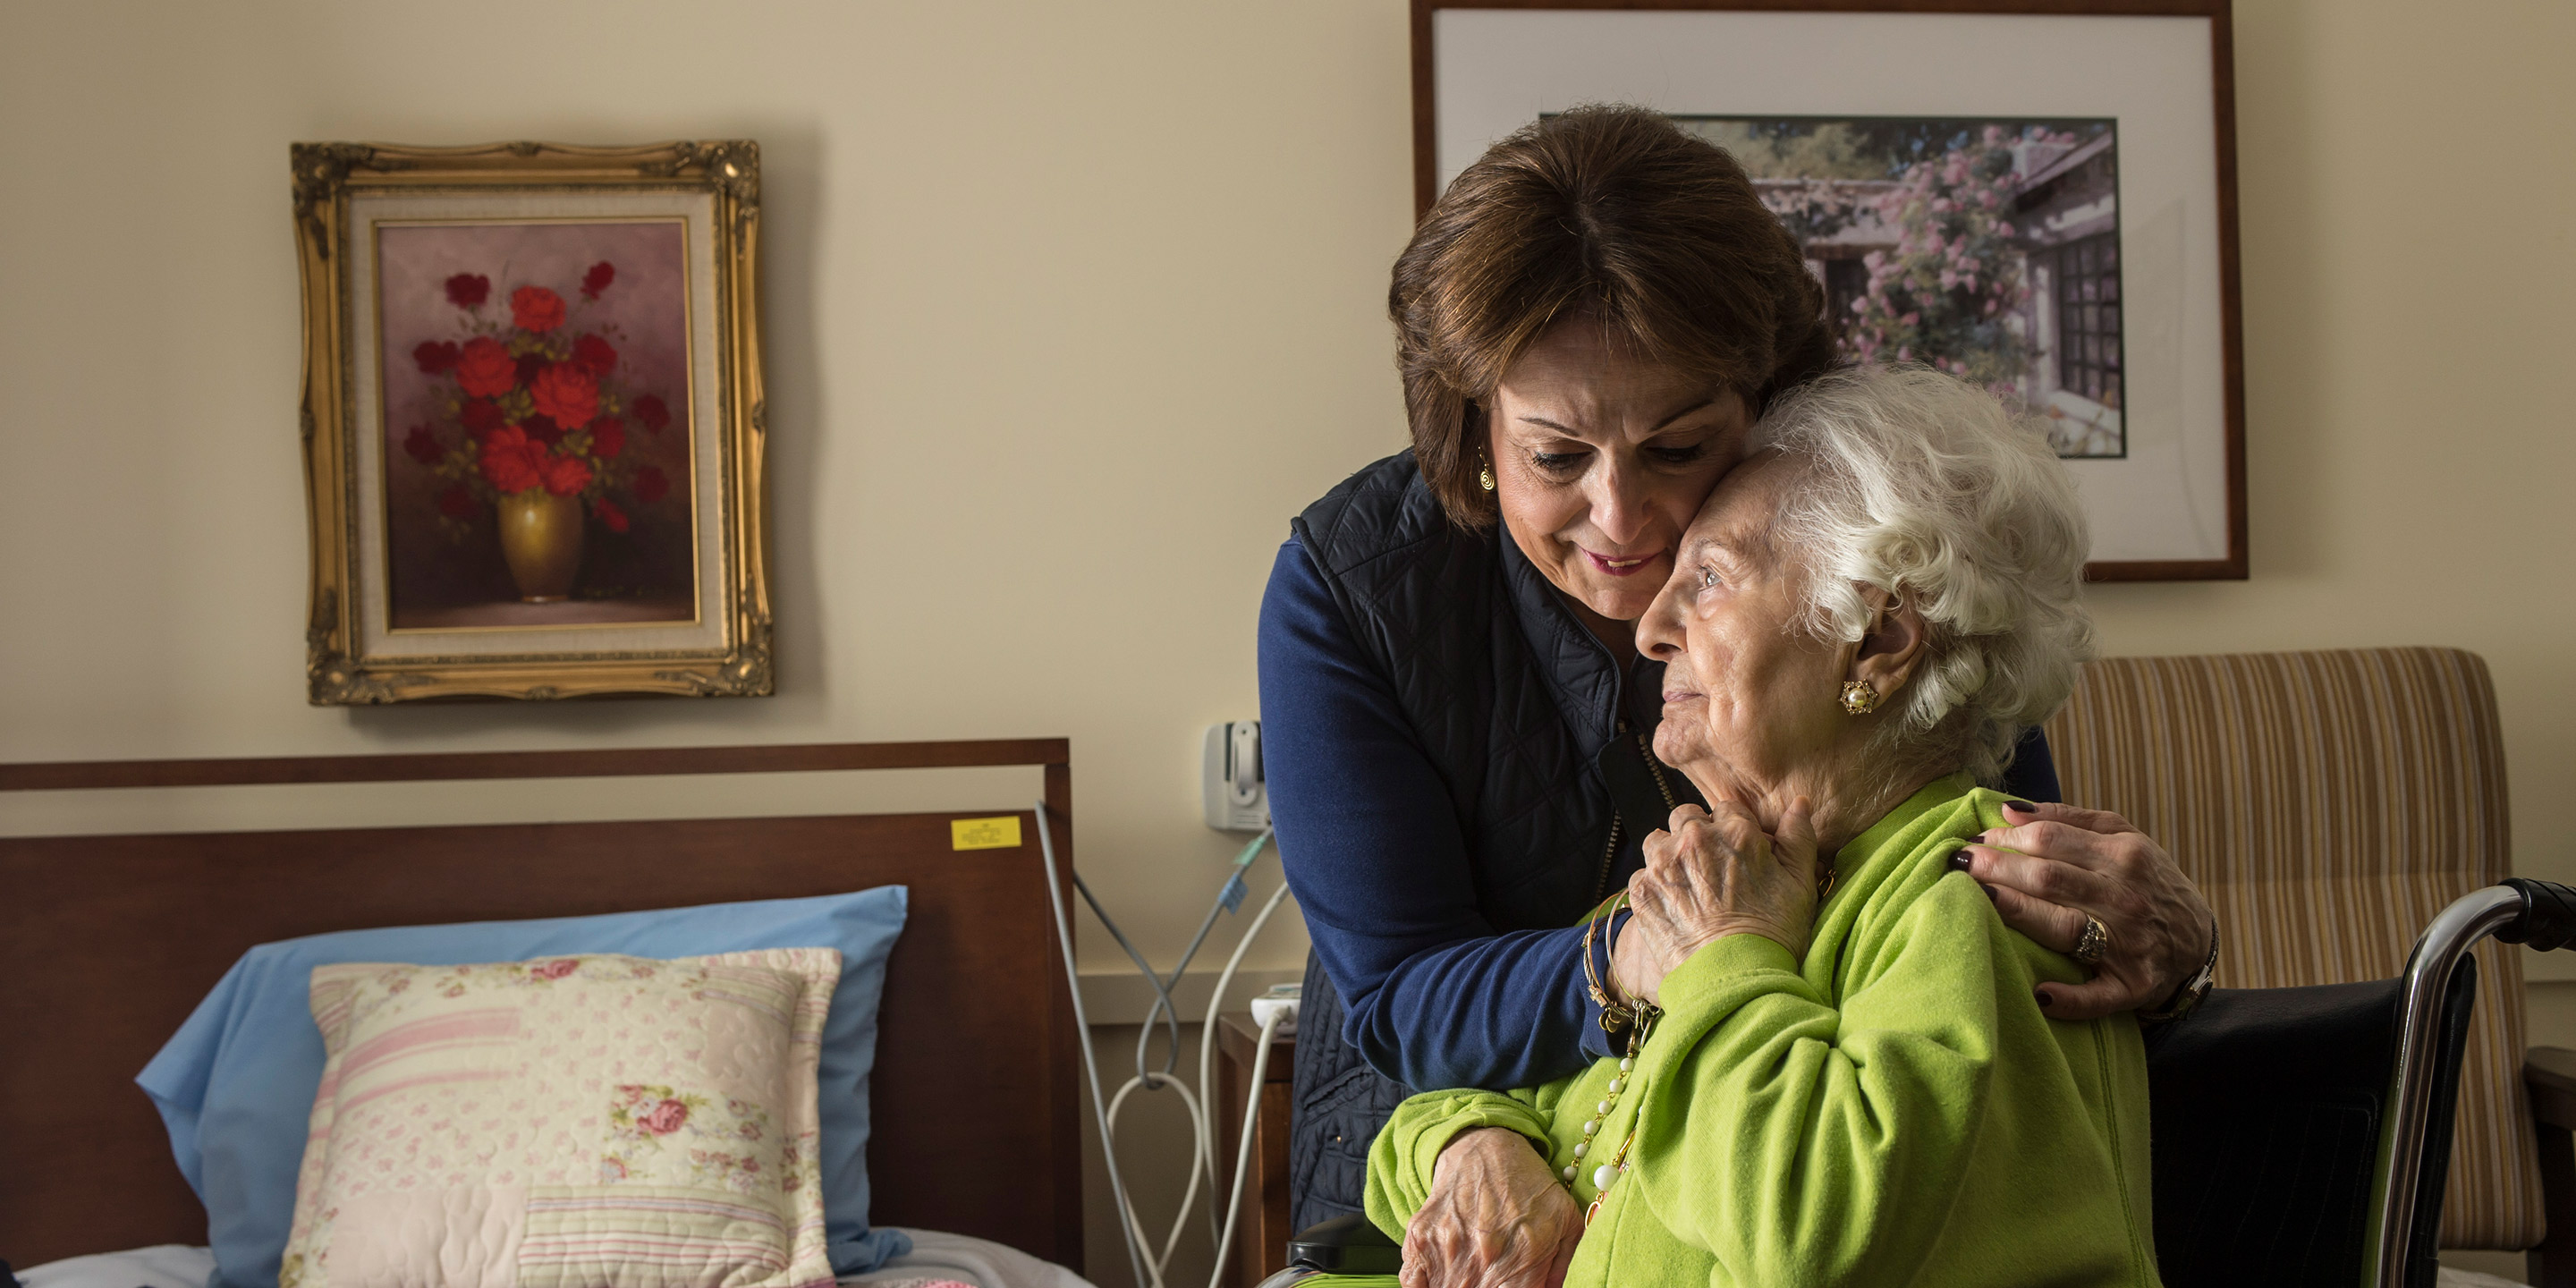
[2034,987,2051,1006]
[1979,883,1999,902]
[2004,800,2037,815]
[1948,851,1974,873]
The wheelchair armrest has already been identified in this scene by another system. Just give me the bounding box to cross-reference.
[2529,1046,2576,1129]
[1286,1212,1402,1275]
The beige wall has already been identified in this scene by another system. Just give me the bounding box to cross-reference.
[0,0,1419,980]
[4,1,2572,1283]
[2095,0,2576,979]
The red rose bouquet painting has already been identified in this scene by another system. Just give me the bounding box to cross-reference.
[298,140,767,703]
[377,220,693,630]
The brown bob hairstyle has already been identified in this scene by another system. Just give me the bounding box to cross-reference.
[1392,104,1836,530]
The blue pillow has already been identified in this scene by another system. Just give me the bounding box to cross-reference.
[136,887,913,1288]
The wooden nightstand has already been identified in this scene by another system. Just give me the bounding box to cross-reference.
[1215,1011,1297,1288]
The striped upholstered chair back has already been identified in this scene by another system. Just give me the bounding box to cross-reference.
[2043,648,2537,1250]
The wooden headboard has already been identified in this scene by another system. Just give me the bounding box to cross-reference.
[0,740,1083,1272]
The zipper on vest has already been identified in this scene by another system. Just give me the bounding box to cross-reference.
[1592,814,1622,903]
[1594,716,1682,902]
[1596,716,1631,902]
[1638,730,1678,812]
[1616,716,1682,818]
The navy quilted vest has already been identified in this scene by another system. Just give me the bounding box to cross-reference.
[1284,450,1675,1229]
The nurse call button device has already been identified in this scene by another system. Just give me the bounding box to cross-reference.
[1202,720,1269,832]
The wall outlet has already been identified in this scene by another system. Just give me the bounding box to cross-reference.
[1202,721,1269,832]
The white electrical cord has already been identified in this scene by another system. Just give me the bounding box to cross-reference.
[1035,801,1154,1288]
[1034,801,1300,1288]
[1105,1072,1212,1278]
[1197,881,1296,1221]
[1210,1006,1288,1281]
[1123,880,1295,1288]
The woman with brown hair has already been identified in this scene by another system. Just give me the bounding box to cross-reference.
[1258,105,2216,1281]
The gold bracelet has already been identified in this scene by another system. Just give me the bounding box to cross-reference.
[1583,894,1659,1046]
[1580,894,1625,1007]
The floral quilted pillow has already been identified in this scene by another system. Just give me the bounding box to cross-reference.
[278,950,840,1288]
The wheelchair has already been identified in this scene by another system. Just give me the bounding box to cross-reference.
[1258,878,2576,1288]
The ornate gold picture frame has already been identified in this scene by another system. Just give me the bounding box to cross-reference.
[292,140,771,703]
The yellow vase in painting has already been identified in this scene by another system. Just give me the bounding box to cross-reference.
[496,489,583,603]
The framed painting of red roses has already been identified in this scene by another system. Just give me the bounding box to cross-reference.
[292,140,771,702]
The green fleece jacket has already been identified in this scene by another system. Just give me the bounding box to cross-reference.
[1343,775,2159,1288]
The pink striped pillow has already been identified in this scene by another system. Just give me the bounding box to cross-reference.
[277,950,840,1288]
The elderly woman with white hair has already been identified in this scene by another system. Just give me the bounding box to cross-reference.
[1335,367,2157,1288]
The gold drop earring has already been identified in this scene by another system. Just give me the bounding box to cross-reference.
[1468,402,1496,492]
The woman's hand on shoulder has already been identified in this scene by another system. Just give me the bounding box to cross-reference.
[1954,801,2216,1021]
[1620,799,1820,1004]
[1403,1127,1581,1288]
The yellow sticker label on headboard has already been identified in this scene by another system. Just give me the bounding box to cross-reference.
[951,816,1023,851]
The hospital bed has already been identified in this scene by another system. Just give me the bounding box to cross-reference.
[0,739,1094,1288]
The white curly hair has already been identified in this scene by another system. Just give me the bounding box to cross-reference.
[1747,365,2097,786]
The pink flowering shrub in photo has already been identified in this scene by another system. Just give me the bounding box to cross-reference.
[1843,126,2077,394]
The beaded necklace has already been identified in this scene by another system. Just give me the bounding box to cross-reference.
[1572,855,1836,1224]
[1555,829,1844,1221]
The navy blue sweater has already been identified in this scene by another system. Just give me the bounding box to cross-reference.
[1258,535,2059,1094]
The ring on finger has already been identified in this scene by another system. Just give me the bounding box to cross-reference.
[2071,915,2111,968]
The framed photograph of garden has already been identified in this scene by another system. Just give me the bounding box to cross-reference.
[1414,1,2248,580]
[292,140,773,702]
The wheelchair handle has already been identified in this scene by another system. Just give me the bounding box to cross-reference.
[2495,878,2576,952]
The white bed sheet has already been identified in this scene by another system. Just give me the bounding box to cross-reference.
[15,1245,210,1288]
[845,1227,1099,1288]
[13,1229,1099,1288]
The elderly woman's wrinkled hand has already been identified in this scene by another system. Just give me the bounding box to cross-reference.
[1619,799,1821,1004]
[1402,1127,1582,1288]
[1955,801,2216,1020]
